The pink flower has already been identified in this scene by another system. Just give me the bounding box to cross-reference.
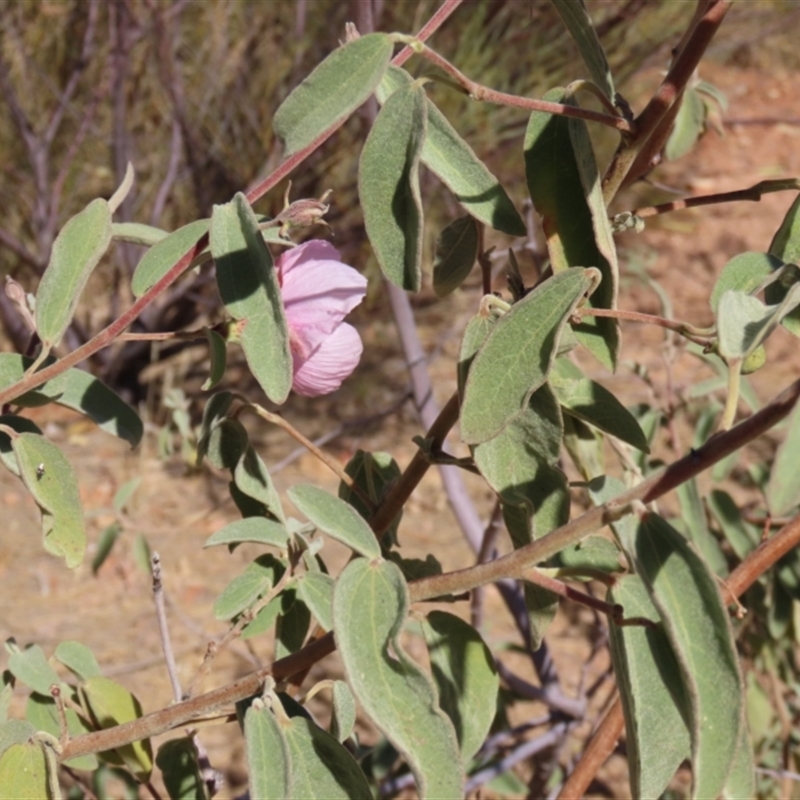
[276,240,367,397]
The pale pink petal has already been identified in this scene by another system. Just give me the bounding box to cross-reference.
[277,241,366,355]
[291,323,363,397]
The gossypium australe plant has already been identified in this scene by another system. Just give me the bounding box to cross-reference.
[276,239,368,397]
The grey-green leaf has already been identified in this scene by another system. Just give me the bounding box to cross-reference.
[35,198,112,348]
[7,645,60,696]
[709,251,780,313]
[630,514,744,800]
[524,88,619,368]
[155,738,208,800]
[204,518,289,550]
[283,715,372,799]
[131,219,209,297]
[766,398,800,516]
[274,33,393,157]
[211,193,292,404]
[460,268,594,444]
[234,442,286,524]
[377,66,525,237]
[608,575,690,799]
[665,87,706,161]
[111,221,168,247]
[0,416,41,476]
[552,0,615,100]
[333,558,464,798]
[330,681,356,743]
[767,193,800,335]
[12,433,86,568]
[245,702,291,800]
[432,216,479,297]
[202,328,227,391]
[0,741,50,800]
[54,641,101,681]
[0,355,143,447]
[213,555,282,621]
[422,610,499,763]
[359,82,427,291]
[288,484,380,559]
[721,724,756,800]
[296,571,334,631]
[549,360,649,452]
[25,693,98,771]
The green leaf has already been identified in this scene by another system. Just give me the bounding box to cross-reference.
[556,535,622,574]
[768,197,800,337]
[92,522,122,575]
[241,596,283,640]
[155,738,207,800]
[113,478,140,513]
[339,450,402,545]
[0,416,41,476]
[288,484,380,559]
[54,641,101,681]
[0,355,143,446]
[721,725,756,800]
[706,490,758,561]
[608,575,690,799]
[283,715,372,799]
[296,571,334,631]
[213,554,283,621]
[333,558,464,797]
[676,478,727,576]
[460,268,595,444]
[665,87,706,161]
[202,327,227,391]
[457,310,498,401]
[767,399,800,516]
[0,720,36,757]
[709,252,780,313]
[717,286,800,360]
[196,391,234,465]
[211,193,292,404]
[432,216,479,298]
[7,645,60,696]
[330,681,356,743]
[275,589,311,659]
[421,611,499,763]
[234,442,286,524]
[131,219,209,297]
[12,433,86,568]
[204,517,289,550]
[552,0,615,100]
[25,693,98,771]
[80,676,153,782]
[549,359,649,452]
[111,221,168,247]
[359,82,427,291]
[0,741,50,800]
[245,702,291,800]
[35,198,112,348]
[377,66,525,237]
[524,88,619,368]
[629,514,744,800]
[274,33,393,157]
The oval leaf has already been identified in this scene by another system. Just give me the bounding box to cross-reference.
[432,216,479,298]
[0,741,49,800]
[283,715,372,799]
[524,88,619,368]
[155,738,207,800]
[131,219,209,297]
[552,0,615,100]
[213,555,283,621]
[768,193,800,336]
[709,251,780,313]
[111,221,168,247]
[35,198,112,348]
[288,484,380,559]
[359,82,427,291]
[460,268,595,444]
[54,641,101,681]
[333,558,464,798]
[202,327,227,391]
[12,433,86,568]
[665,87,706,161]
[7,645,60,696]
[330,681,356,743]
[25,693,98,772]
[421,611,499,763]
[211,193,292,404]
[204,517,289,550]
[377,66,525,237]
[80,676,153,781]
[274,33,393,157]
[296,571,334,631]
[0,416,41,476]
[245,702,291,800]
[608,575,691,799]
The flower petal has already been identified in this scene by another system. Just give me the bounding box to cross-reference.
[291,323,363,397]
[277,240,367,356]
